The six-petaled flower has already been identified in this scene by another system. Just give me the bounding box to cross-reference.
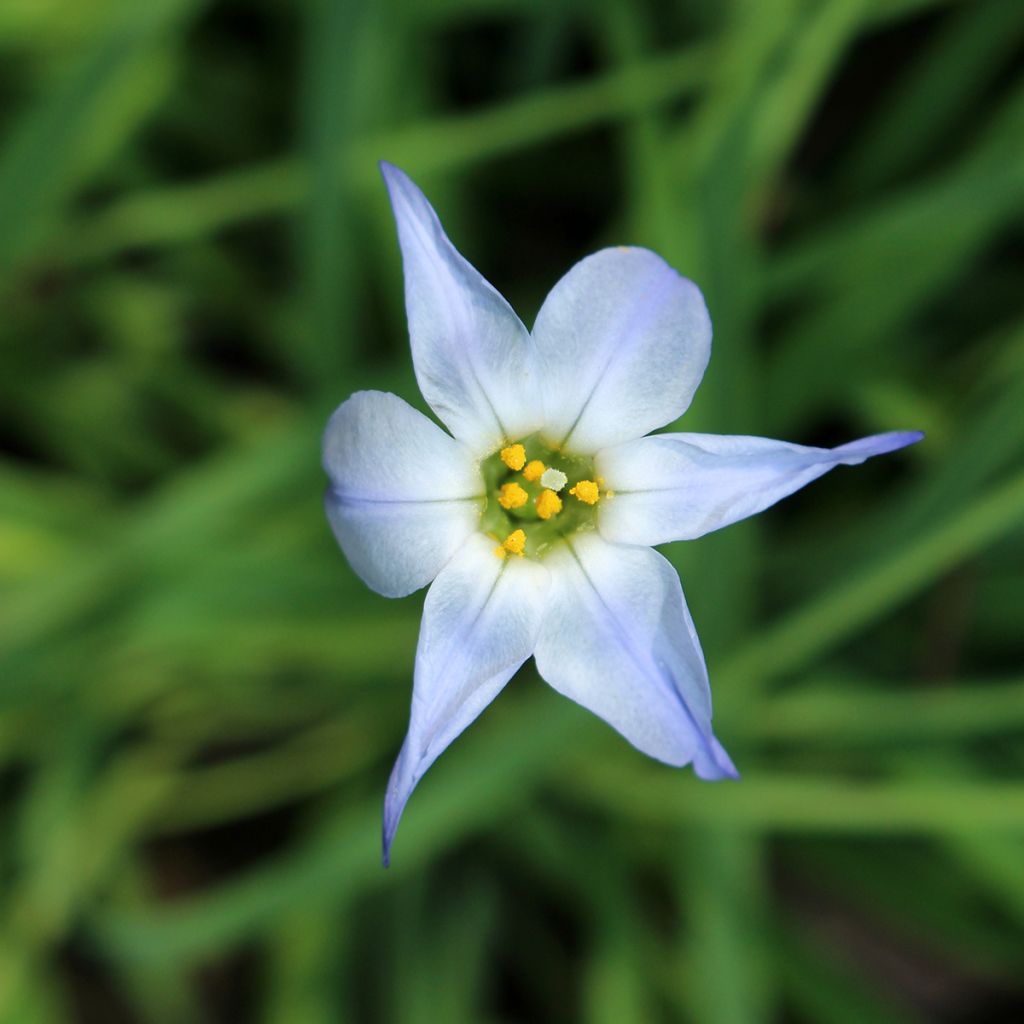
[322,163,923,865]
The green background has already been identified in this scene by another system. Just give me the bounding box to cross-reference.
[2,0,1023,1020]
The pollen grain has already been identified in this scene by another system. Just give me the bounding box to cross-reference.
[569,479,600,505]
[502,529,526,556]
[535,489,562,520]
[500,444,526,471]
[498,481,529,510]
[522,459,545,482]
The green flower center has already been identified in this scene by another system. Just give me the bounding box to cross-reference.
[479,434,603,560]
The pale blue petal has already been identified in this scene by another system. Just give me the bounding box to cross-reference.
[383,533,550,864]
[533,534,736,780]
[323,390,482,598]
[597,430,924,547]
[531,247,711,454]
[381,162,542,454]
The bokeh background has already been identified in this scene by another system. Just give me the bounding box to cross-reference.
[2,0,1023,1020]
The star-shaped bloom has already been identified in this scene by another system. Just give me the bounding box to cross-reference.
[323,163,922,864]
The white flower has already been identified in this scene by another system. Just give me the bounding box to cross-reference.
[322,163,922,864]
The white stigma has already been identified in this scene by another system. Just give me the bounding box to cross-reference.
[540,467,568,492]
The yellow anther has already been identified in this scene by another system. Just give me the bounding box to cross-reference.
[535,489,562,520]
[569,479,600,505]
[502,529,526,556]
[522,459,545,483]
[498,481,528,510]
[493,544,507,560]
[500,444,526,471]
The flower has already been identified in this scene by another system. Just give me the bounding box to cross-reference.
[322,163,923,865]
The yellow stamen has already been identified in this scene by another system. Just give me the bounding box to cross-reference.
[493,544,507,560]
[498,481,528,510]
[569,479,600,505]
[500,444,526,471]
[535,489,562,520]
[502,529,526,556]
[522,459,545,483]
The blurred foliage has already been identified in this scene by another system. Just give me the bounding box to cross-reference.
[1,0,1023,1020]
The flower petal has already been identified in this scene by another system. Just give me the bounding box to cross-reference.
[323,390,483,598]
[533,533,736,779]
[597,430,924,547]
[381,162,541,454]
[531,247,711,453]
[383,533,550,864]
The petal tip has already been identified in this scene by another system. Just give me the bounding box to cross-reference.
[379,161,420,213]
[379,161,426,208]
[693,735,739,781]
[381,786,405,869]
[836,429,925,462]
[381,738,421,870]
[874,429,924,452]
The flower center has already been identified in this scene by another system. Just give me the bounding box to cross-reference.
[479,435,605,559]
